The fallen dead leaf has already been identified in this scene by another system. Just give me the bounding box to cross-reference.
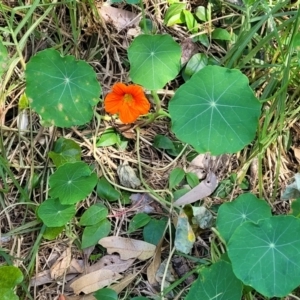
[110,273,137,294]
[99,236,156,260]
[98,4,141,31]
[65,295,96,300]
[186,153,208,179]
[174,170,218,206]
[50,248,72,280]
[147,238,163,286]
[130,193,156,214]
[70,269,122,295]
[293,147,300,164]
[88,255,135,273]
[117,161,141,188]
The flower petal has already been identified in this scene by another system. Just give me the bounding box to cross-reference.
[119,101,140,123]
[112,82,128,95]
[104,93,123,114]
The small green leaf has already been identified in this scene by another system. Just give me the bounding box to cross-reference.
[49,162,98,204]
[81,219,111,249]
[96,128,119,147]
[128,213,151,234]
[228,216,300,297]
[195,6,208,21]
[126,0,140,4]
[173,187,190,201]
[143,219,167,245]
[96,177,120,202]
[128,34,181,90]
[216,193,271,243]
[182,10,198,33]
[79,204,108,226]
[186,260,243,300]
[164,3,186,26]
[291,198,300,218]
[38,198,76,227]
[43,226,64,240]
[131,297,149,300]
[0,40,9,78]
[25,48,101,127]
[169,66,261,155]
[94,288,118,300]
[0,266,23,289]
[186,172,199,188]
[212,28,231,41]
[169,168,185,189]
[153,134,175,150]
[48,137,81,167]
[185,53,208,77]
[196,34,210,47]
[293,32,300,48]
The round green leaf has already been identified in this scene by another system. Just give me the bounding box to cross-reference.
[2,288,19,300]
[169,66,261,155]
[216,193,271,243]
[79,204,108,226]
[186,260,243,300]
[38,198,76,227]
[81,219,111,249]
[49,162,98,204]
[94,288,117,300]
[228,216,300,297]
[48,137,81,167]
[0,266,23,288]
[25,48,101,127]
[128,34,181,90]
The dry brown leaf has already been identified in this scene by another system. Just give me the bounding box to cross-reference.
[69,259,84,274]
[174,170,218,206]
[186,154,208,179]
[99,236,156,260]
[65,295,96,300]
[180,38,199,65]
[88,255,135,273]
[70,269,122,295]
[98,4,141,31]
[30,270,52,286]
[147,238,163,286]
[293,147,300,164]
[110,273,137,294]
[50,248,72,279]
[117,161,141,188]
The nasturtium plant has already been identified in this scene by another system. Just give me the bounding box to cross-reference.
[186,260,243,300]
[128,34,181,90]
[169,66,262,155]
[38,198,76,227]
[79,204,108,226]
[25,48,101,127]
[0,265,23,300]
[216,193,271,243]
[48,137,81,167]
[228,215,300,297]
[49,162,98,204]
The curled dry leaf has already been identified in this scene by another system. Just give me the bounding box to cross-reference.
[50,248,72,280]
[147,238,163,286]
[117,161,141,188]
[130,193,156,214]
[99,236,156,260]
[88,255,135,274]
[70,269,122,295]
[174,170,218,206]
[155,259,176,284]
[98,4,141,31]
[192,206,213,229]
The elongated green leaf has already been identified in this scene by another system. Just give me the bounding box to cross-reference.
[186,260,243,300]
[79,204,108,226]
[228,216,300,297]
[94,288,117,300]
[143,218,167,245]
[128,213,151,234]
[216,193,271,243]
[81,219,111,249]
[49,162,98,204]
[169,168,185,189]
[25,49,101,127]
[169,66,261,155]
[128,34,181,90]
[164,3,186,26]
[96,177,120,202]
[0,40,9,78]
[38,198,76,227]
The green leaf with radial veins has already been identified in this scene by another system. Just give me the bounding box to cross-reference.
[169,66,261,155]
[25,48,101,127]
[228,216,300,297]
[49,162,98,204]
[128,34,181,90]
[186,260,243,300]
[216,193,271,243]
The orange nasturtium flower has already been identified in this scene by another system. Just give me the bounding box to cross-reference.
[104,83,150,124]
